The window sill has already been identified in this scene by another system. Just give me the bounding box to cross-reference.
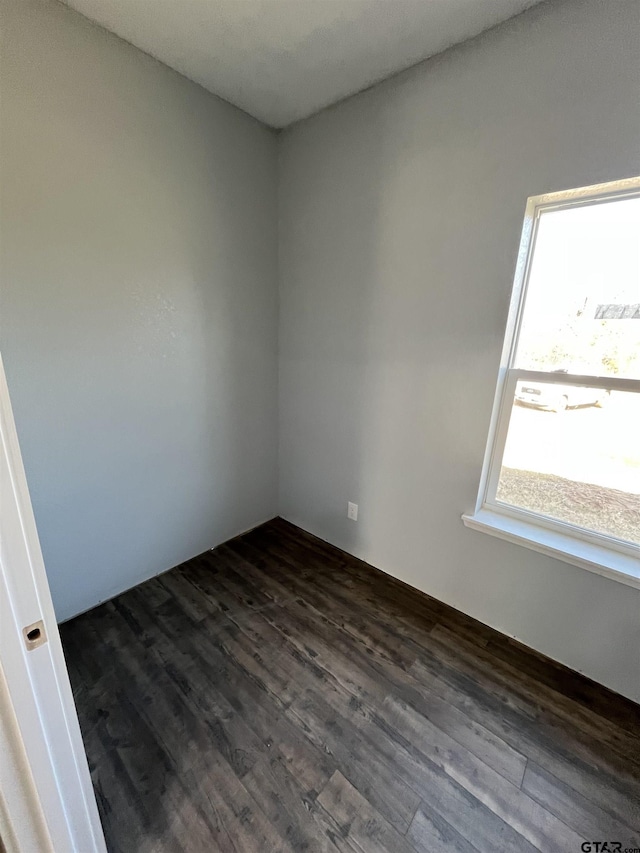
[462,509,640,590]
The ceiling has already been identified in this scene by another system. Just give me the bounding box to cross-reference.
[63,0,543,128]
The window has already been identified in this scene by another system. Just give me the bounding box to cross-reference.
[464,177,640,587]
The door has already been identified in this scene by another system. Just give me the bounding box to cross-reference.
[0,353,106,852]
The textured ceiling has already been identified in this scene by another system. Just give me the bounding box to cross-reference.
[63,0,543,128]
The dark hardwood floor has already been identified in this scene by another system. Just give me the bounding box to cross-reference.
[60,518,640,853]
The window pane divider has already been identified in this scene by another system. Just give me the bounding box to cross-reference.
[509,369,640,393]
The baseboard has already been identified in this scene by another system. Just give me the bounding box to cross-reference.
[57,515,279,624]
[275,515,640,710]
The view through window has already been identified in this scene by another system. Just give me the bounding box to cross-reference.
[487,187,640,552]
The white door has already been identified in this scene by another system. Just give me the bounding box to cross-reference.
[0,353,106,852]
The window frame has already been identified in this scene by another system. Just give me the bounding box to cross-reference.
[464,176,640,587]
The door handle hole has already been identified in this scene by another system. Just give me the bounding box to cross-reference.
[23,620,47,650]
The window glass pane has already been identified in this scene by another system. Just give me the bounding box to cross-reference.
[496,383,640,546]
[515,196,640,378]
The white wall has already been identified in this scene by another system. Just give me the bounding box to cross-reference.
[0,0,279,622]
[279,0,640,701]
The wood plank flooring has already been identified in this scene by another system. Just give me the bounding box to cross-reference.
[60,518,640,853]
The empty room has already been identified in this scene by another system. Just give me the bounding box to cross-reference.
[1,0,639,850]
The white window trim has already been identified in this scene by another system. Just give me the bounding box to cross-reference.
[463,176,640,587]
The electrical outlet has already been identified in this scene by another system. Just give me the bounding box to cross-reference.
[347,501,358,521]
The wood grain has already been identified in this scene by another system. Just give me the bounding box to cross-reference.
[61,517,640,852]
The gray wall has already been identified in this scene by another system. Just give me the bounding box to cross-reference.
[279,0,640,701]
[0,0,279,622]
[1,0,638,700]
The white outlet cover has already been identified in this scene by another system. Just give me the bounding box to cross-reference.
[347,502,358,521]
